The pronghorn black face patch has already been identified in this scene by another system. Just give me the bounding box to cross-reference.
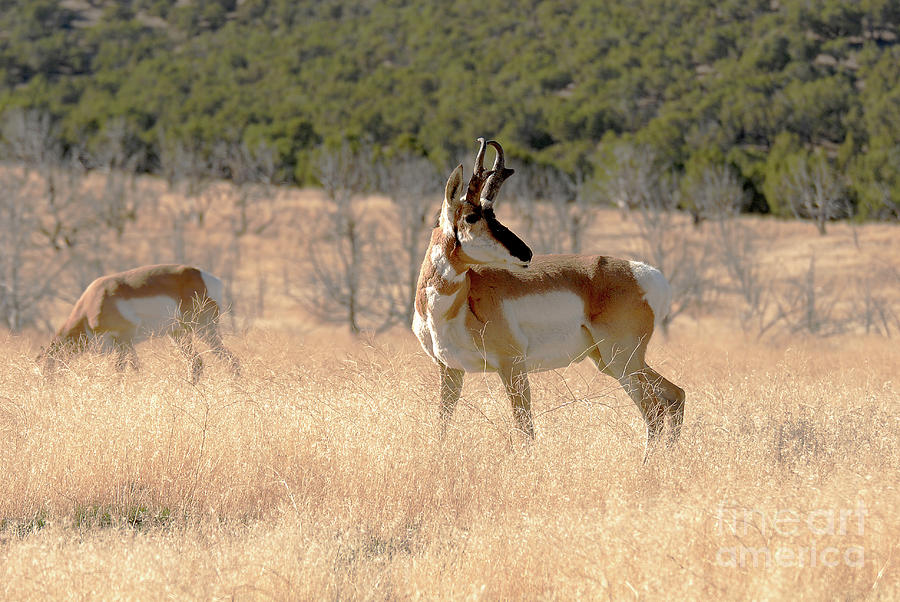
[454,205,533,266]
[484,210,533,264]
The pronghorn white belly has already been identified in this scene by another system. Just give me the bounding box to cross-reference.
[115,296,180,340]
[503,290,595,372]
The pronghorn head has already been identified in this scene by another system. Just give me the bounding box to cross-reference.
[440,138,533,268]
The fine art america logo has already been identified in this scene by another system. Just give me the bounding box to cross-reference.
[715,501,867,569]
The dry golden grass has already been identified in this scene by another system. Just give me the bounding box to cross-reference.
[1,190,899,599]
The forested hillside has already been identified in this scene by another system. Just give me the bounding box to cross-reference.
[1,0,899,217]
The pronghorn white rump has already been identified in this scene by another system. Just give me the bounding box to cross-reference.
[627,260,672,333]
[39,264,240,383]
[413,138,684,459]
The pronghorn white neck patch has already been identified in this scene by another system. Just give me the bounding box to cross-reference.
[628,261,672,332]
[430,243,464,282]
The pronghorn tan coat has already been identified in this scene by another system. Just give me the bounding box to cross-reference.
[413,140,684,456]
[41,264,239,382]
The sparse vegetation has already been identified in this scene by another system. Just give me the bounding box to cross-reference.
[0,318,898,598]
[0,167,898,598]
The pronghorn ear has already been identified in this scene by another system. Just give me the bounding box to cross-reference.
[444,164,464,207]
[440,164,465,234]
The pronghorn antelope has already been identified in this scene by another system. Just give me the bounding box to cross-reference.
[38,264,240,383]
[412,139,685,457]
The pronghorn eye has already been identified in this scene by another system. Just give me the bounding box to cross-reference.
[464,213,480,224]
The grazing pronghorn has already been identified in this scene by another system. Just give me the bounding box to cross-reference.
[412,139,684,458]
[39,264,240,383]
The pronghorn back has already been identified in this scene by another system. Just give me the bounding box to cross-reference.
[61,264,218,336]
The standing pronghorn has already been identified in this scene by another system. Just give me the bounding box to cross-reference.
[39,264,240,383]
[413,139,684,458]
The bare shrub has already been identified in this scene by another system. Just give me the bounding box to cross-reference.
[854,268,900,337]
[771,409,831,467]
[775,256,846,336]
[781,153,848,236]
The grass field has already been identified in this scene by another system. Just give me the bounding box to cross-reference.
[1,197,899,599]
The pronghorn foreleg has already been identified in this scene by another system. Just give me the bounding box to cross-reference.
[113,338,139,373]
[499,361,535,439]
[438,363,464,436]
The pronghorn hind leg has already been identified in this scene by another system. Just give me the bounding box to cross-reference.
[627,371,668,463]
[586,335,665,462]
[172,329,203,384]
[196,325,241,379]
[643,366,685,444]
[439,363,464,437]
[498,361,535,439]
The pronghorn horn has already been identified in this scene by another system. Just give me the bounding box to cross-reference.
[481,140,515,207]
[464,137,493,206]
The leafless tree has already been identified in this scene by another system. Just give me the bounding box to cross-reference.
[633,177,714,332]
[712,215,783,337]
[0,110,95,330]
[873,181,900,221]
[2,109,84,253]
[0,165,67,330]
[376,152,441,325]
[684,165,773,332]
[212,140,278,324]
[782,153,847,235]
[88,118,143,239]
[502,165,556,253]
[595,145,713,332]
[158,138,218,263]
[552,169,595,254]
[856,270,900,336]
[504,164,595,254]
[686,164,746,225]
[214,141,278,246]
[0,109,59,166]
[592,142,662,215]
[287,141,393,334]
